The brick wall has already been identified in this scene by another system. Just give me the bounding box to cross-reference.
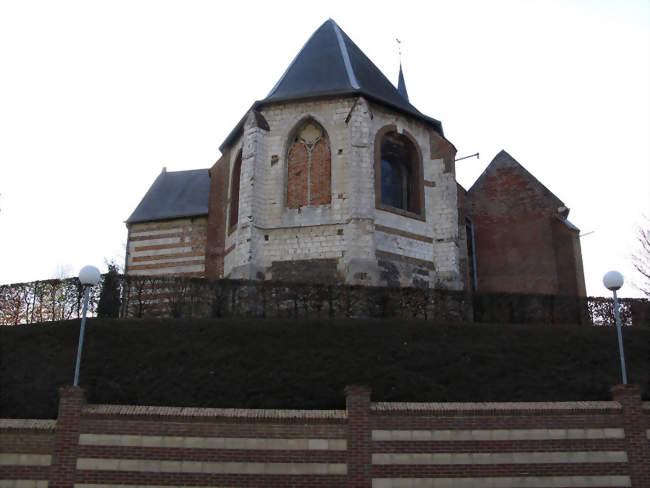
[125,218,208,277]
[2,386,648,487]
[369,386,649,487]
[465,150,586,296]
[551,217,587,296]
[205,149,230,278]
[0,419,55,488]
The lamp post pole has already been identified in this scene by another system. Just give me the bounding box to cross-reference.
[611,289,627,385]
[73,265,101,387]
[73,285,91,387]
[603,270,627,385]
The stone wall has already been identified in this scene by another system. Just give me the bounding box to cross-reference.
[370,104,460,289]
[2,386,648,487]
[206,95,463,289]
[270,258,341,284]
[125,217,208,277]
[221,99,353,283]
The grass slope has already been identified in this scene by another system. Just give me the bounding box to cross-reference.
[1,318,648,419]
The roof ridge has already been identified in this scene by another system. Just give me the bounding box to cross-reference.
[164,168,209,174]
[331,19,359,90]
[337,26,421,114]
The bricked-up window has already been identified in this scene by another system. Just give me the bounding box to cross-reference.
[228,151,242,231]
[377,131,423,216]
[287,121,331,208]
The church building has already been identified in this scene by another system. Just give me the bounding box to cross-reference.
[125,19,586,296]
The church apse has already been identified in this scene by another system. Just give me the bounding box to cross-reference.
[125,19,583,294]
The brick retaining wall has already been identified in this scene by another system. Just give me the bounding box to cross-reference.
[2,386,648,487]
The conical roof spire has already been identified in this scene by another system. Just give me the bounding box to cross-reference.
[220,19,443,150]
[263,19,436,130]
[397,63,409,101]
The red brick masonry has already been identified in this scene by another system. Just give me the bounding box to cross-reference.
[1,385,648,487]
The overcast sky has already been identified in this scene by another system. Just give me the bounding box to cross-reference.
[1,0,648,297]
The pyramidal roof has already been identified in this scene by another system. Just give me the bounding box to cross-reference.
[220,19,442,150]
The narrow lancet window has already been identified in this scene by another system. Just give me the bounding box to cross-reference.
[228,151,242,231]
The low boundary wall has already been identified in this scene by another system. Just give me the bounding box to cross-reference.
[1,385,648,487]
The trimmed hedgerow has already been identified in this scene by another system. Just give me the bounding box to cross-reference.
[1,317,648,418]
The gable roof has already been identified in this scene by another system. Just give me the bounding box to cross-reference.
[467,150,564,208]
[220,19,442,150]
[126,169,210,224]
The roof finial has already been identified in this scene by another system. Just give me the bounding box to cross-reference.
[396,38,409,102]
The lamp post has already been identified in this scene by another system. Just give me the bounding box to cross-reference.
[603,270,627,385]
[73,265,101,387]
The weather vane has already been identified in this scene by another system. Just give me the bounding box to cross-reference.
[396,38,402,63]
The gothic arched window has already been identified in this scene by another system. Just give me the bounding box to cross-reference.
[287,120,331,208]
[376,128,423,217]
[228,151,242,231]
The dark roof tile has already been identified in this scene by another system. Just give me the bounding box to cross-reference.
[220,19,442,150]
[126,169,210,224]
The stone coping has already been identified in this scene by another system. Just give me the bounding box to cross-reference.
[371,401,621,416]
[82,404,347,422]
[0,419,57,430]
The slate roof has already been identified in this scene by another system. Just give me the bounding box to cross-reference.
[397,64,409,102]
[126,169,210,224]
[220,19,442,150]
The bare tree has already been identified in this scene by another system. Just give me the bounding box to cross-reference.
[631,215,650,298]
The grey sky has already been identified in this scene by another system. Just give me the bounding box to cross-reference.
[1,0,648,296]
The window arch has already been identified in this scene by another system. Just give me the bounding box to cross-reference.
[228,151,242,231]
[287,120,331,208]
[375,127,424,217]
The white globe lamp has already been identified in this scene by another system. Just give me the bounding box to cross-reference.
[603,270,624,291]
[79,265,101,286]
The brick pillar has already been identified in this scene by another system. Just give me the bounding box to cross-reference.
[345,385,372,488]
[50,386,85,488]
[611,384,649,487]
